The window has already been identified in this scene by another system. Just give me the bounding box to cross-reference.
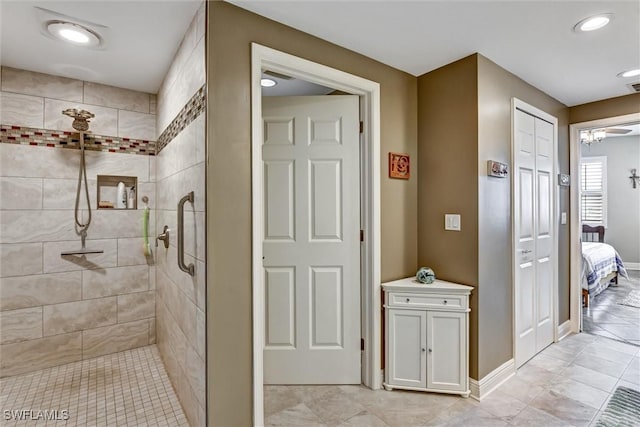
[580,156,607,226]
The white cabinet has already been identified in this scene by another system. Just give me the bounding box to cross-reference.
[383,278,472,397]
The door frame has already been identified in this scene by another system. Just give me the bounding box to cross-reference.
[511,98,559,367]
[251,43,381,426]
[568,112,640,333]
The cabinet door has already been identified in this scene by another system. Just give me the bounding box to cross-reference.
[387,308,426,388]
[426,311,466,392]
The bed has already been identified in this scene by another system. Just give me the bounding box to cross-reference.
[581,225,628,307]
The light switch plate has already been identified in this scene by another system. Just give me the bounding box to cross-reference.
[445,214,461,231]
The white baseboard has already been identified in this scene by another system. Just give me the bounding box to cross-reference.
[623,262,640,270]
[557,320,572,341]
[469,359,515,401]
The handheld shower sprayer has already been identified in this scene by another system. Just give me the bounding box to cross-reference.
[59,108,104,256]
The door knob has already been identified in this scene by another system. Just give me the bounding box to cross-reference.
[157,225,170,249]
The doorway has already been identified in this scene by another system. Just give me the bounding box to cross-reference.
[569,113,640,342]
[251,44,381,426]
[512,98,559,368]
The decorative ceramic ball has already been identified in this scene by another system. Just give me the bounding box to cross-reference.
[416,267,436,284]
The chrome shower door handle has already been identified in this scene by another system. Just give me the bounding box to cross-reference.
[177,191,195,276]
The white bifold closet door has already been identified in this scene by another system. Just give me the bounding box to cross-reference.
[514,109,555,368]
[262,96,361,384]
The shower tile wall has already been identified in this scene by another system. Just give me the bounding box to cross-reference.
[0,68,157,378]
[0,67,156,140]
[155,2,206,426]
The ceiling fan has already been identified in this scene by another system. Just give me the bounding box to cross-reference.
[602,127,632,135]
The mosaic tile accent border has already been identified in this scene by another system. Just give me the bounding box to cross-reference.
[157,84,206,154]
[0,125,156,156]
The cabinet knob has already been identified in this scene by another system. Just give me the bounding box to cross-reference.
[406,298,410,303]
[421,348,426,352]
[428,348,432,353]
[443,300,448,304]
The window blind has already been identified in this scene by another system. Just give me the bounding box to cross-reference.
[580,159,606,225]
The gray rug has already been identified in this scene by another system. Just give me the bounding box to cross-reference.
[595,386,640,427]
[619,290,640,308]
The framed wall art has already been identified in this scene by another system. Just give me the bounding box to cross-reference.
[389,152,410,179]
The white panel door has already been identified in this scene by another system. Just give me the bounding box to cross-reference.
[426,311,465,392]
[387,309,427,389]
[514,109,555,368]
[262,96,361,384]
[534,118,554,352]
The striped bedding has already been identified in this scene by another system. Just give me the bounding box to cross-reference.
[582,242,628,297]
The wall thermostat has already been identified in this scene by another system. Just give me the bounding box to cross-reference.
[558,173,570,187]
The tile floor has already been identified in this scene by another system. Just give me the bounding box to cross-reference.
[0,345,188,426]
[583,270,640,346]
[264,333,640,426]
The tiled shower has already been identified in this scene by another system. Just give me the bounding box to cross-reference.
[0,2,206,425]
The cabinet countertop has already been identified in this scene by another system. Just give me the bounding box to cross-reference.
[382,277,473,294]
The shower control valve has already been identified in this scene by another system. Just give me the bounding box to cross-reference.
[157,226,170,249]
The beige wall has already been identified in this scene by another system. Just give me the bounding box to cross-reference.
[154,3,206,426]
[569,93,640,124]
[416,55,480,378]
[0,69,157,378]
[206,2,418,424]
[476,55,569,378]
[416,54,570,380]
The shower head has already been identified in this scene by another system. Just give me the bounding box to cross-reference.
[62,108,95,131]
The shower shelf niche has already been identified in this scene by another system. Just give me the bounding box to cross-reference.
[97,175,138,210]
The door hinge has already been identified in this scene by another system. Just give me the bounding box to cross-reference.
[359,121,364,134]
[361,338,365,351]
[360,229,364,242]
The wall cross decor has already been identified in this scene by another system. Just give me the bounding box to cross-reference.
[630,169,640,189]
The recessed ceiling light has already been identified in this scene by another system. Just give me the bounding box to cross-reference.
[574,14,613,32]
[261,78,277,88]
[47,21,101,47]
[617,69,640,78]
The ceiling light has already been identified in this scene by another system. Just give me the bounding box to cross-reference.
[574,14,613,32]
[581,129,606,146]
[47,21,101,47]
[261,78,277,87]
[580,16,609,31]
[617,69,640,78]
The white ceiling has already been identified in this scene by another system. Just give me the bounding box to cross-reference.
[229,0,640,107]
[1,1,638,104]
[0,1,202,94]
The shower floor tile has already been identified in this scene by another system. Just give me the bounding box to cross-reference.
[0,345,188,426]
